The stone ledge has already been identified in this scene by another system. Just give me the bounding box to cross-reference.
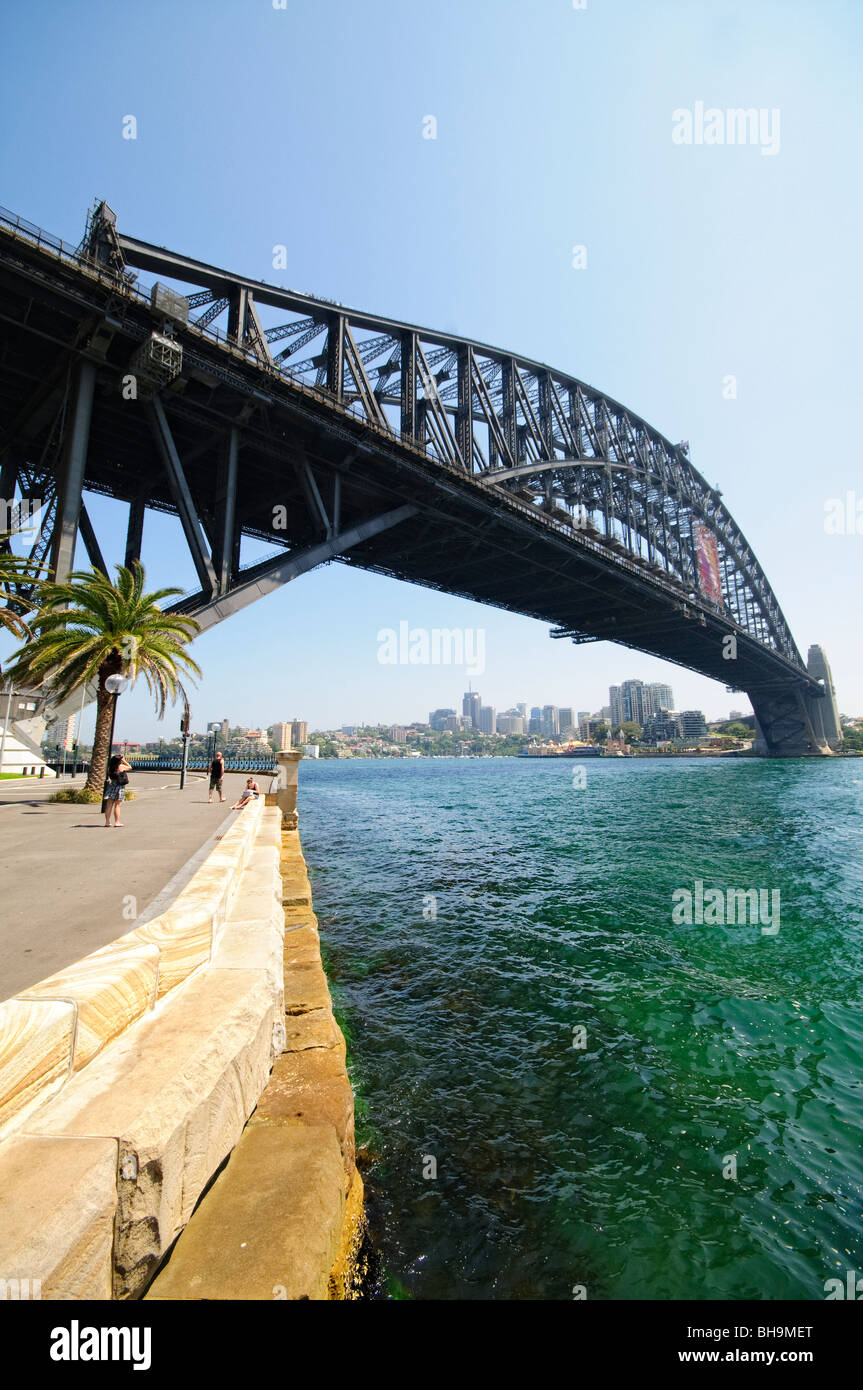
[24,965,277,1299]
[144,1124,346,1301]
[140,825,365,1301]
[0,799,269,1135]
[0,802,286,1299]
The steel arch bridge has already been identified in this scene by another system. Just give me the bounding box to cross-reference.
[0,200,839,755]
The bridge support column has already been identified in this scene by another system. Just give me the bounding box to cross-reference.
[124,494,145,569]
[749,687,833,756]
[212,427,239,595]
[51,360,96,581]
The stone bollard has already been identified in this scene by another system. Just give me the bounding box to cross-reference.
[267,748,302,829]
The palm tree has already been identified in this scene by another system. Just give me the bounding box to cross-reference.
[0,535,44,661]
[8,562,200,793]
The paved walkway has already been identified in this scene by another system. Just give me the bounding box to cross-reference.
[0,771,265,998]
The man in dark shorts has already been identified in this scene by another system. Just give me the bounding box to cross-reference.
[208,750,226,803]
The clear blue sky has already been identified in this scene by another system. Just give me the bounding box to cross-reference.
[1,0,860,741]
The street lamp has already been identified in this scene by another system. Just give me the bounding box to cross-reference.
[206,721,221,766]
[101,673,129,812]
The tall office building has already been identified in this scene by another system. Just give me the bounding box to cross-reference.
[429,708,456,731]
[620,680,648,725]
[497,712,524,735]
[462,688,482,728]
[479,705,497,734]
[46,714,76,750]
[529,706,542,735]
[268,721,292,749]
[541,705,559,737]
[608,687,623,727]
[642,682,674,717]
[291,718,308,747]
[516,703,528,722]
[558,707,575,732]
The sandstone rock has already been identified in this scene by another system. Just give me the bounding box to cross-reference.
[283,1007,346,1058]
[251,1050,356,1173]
[0,1135,117,1298]
[284,961,332,1016]
[19,943,159,1071]
[144,1124,346,1301]
[25,967,276,1298]
[0,998,75,1137]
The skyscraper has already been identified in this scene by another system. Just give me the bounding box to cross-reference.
[609,687,622,727]
[479,706,497,734]
[541,705,559,736]
[558,707,575,732]
[268,721,292,749]
[645,682,674,716]
[291,718,308,747]
[462,687,482,728]
[620,680,647,725]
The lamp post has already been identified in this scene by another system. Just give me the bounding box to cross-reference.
[101,673,129,812]
[179,695,191,790]
[206,721,220,768]
[0,682,20,775]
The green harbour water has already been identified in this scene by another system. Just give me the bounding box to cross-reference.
[298,756,863,1300]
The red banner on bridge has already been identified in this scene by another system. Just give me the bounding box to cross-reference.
[695,523,723,606]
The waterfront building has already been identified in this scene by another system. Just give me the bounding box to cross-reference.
[268,721,292,749]
[389,726,407,744]
[302,744,320,758]
[643,709,682,744]
[679,710,707,741]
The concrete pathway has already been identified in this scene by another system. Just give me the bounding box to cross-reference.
[0,770,264,998]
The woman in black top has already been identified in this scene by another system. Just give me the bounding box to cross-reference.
[104,753,131,828]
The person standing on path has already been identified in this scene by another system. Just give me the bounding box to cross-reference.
[104,753,131,828]
[209,750,226,803]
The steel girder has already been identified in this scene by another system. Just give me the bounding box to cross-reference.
[95,213,800,667]
[0,201,817,728]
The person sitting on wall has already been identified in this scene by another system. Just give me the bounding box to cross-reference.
[231,777,259,810]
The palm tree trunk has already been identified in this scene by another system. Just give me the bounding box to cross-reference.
[86,685,115,793]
